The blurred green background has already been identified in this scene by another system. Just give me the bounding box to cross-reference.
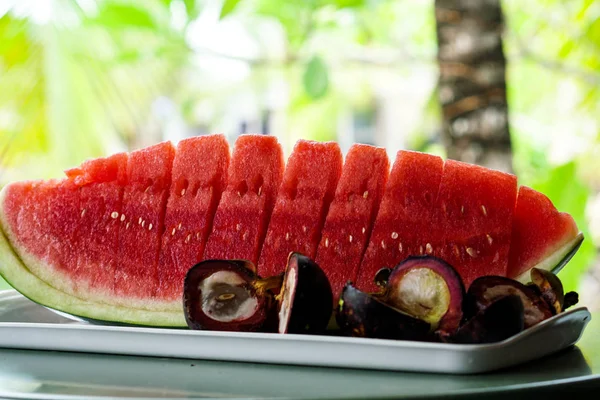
[0,0,599,308]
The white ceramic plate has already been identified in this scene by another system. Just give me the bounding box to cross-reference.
[0,290,591,375]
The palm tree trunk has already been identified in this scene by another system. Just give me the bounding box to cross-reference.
[434,0,513,173]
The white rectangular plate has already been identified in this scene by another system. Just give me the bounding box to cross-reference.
[0,290,591,374]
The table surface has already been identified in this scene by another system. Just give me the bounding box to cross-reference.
[0,299,598,399]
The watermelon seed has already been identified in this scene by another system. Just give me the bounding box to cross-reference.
[258,186,262,196]
[138,217,143,225]
[325,238,329,248]
[148,223,153,231]
[185,234,191,243]
[81,209,86,217]
[486,234,493,245]
[362,227,366,234]
[236,224,241,231]
[461,206,464,214]
[453,245,460,257]
[466,247,477,258]
[349,235,353,243]
[391,232,399,239]
[181,189,186,196]
[426,243,433,254]
[171,228,176,236]
[419,245,423,254]
[142,220,145,228]
[178,222,182,230]
[111,212,119,219]
[399,242,403,252]
[302,226,307,233]
[381,240,386,250]
[481,205,487,216]
[120,214,125,222]
[196,232,201,240]
[363,191,369,199]
[126,222,131,229]
[242,231,249,241]
[285,232,290,241]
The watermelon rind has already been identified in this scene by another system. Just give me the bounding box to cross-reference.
[0,225,186,327]
[514,232,584,284]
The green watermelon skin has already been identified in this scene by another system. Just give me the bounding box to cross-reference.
[435,160,517,287]
[357,150,444,293]
[258,140,343,277]
[203,135,284,265]
[507,186,579,279]
[157,135,230,304]
[315,144,389,302]
[114,142,175,310]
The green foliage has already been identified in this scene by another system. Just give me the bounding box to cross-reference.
[303,56,329,99]
[220,0,242,19]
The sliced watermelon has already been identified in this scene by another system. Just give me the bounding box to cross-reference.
[115,141,175,309]
[0,180,81,296]
[435,160,517,287]
[203,135,284,264]
[157,135,230,304]
[315,144,389,302]
[508,185,582,282]
[258,140,343,277]
[357,150,444,292]
[73,153,128,304]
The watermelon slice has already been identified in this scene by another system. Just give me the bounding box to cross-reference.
[157,135,230,304]
[203,135,284,264]
[114,141,175,310]
[315,144,389,302]
[258,140,343,277]
[71,153,128,304]
[508,186,583,282]
[357,150,444,293]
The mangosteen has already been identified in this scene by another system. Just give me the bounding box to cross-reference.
[277,252,333,334]
[466,276,553,329]
[336,283,431,341]
[374,267,392,288]
[183,259,281,332]
[382,256,465,338]
[530,268,564,314]
[453,294,525,344]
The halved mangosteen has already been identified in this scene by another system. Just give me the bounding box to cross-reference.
[465,276,552,329]
[183,259,280,332]
[336,283,431,341]
[453,294,525,344]
[382,256,465,338]
[277,252,333,334]
[530,268,564,314]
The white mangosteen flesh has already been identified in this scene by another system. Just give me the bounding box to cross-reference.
[278,265,297,334]
[199,271,258,322]
[389,267,450,325]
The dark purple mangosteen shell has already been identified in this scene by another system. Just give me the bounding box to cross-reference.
[183,259,270,332]
[278,252,333,335]
[386,256,465,336]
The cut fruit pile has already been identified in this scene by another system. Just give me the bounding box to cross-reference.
[0,134,583,327]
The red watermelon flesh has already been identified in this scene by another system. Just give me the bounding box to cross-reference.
[315,144,389,302]
[258,140,343,277]
[203,135,284,265]
[507,186,579,280]
[1,180,81,295]
[357,150,444,293]
[157,135,230,302]
[115,142,175,307]
[72,153,128,302]
[435,160,517,288]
